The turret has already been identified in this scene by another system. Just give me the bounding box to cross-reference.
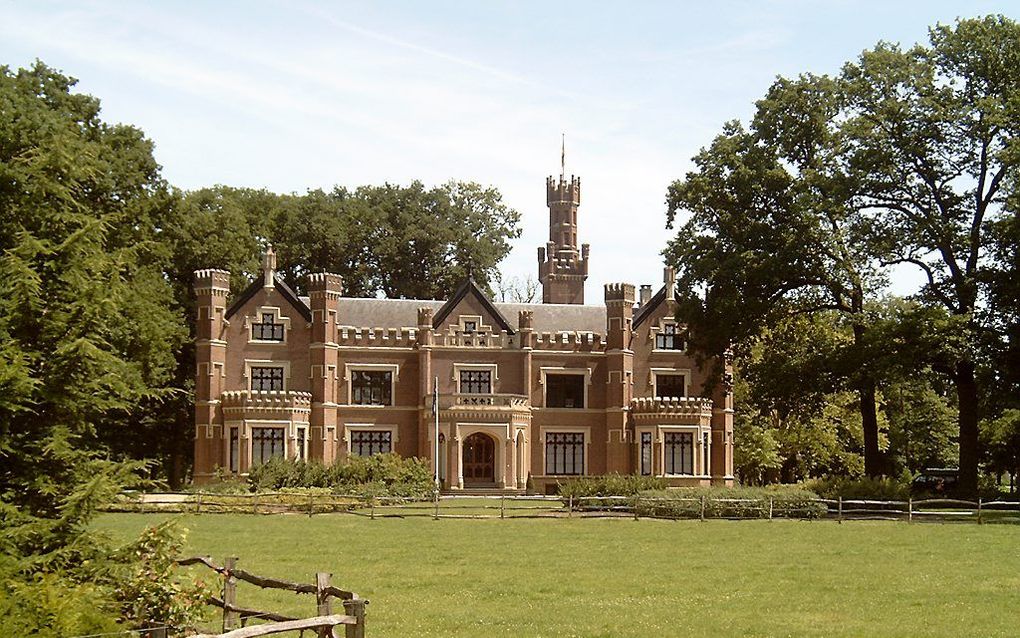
[193,268,231,480]
[307,271,343,465]
[538,169,589,304]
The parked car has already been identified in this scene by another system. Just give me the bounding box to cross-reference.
[912,468,959,494]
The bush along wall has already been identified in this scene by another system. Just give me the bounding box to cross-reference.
[246,454,434,499]
[634,486,827,520]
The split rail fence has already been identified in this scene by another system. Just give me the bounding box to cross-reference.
[177,555,367,638]
[112,492,1020,524]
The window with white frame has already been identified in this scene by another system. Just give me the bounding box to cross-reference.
[251,366,285,392]
[296,427,307,461]
[251,427,286,465]
[640,431,652,476]
[459,369,491,394]
[702,431,710,475]
[545,432,584,475]
[545,373,585,408]
[655,322,685,350]
[251,312,285,341]
[664,431,694,475]
[350,370,393,405]
[654,373,686,399]
[350,430,392,456]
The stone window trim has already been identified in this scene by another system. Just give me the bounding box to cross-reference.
[538,426,591,478]
[539,367,592,409]
[342,423,399,456]
[649,368,691,398]
[452,363,499,391]
[343,363,400,407]
[641,424,712,478]
[245,306,291,344]
[453,315,492,334]
[649,319,687,352]
[244,360,291,392]
[223,418,302,471]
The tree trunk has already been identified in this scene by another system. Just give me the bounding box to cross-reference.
[955,359,980,495]
[852,321,883,476]
[859,379,882,477]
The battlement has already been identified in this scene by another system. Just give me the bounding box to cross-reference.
[546,175,581,205]
[518,310,534,331]
[338,326,418,348]
[528,331,605,352]
[194,269,231,291]
[307,272,343,294]
[631,396,713,422]
[220,390,312,418]
[604,283,636,303]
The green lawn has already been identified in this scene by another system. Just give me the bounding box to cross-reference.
[96,513,1020,637]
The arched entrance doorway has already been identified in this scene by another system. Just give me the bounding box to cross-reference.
[463,432,496,486]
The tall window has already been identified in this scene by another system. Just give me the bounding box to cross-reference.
[350,370,392,405]
[655,323,684,350]
[702,432,710,475]
[546,374,585,408]
[664,432,694,475]
[459,370,491,394]
[350,430,391,457]
[251,427,286,465]
[229,427,239,473]
[545,432,584,475]
[297,428,307,461]
[251,313,285,341]
[640,432,652,476]
[251,366,284,391]
[655,374,685,399]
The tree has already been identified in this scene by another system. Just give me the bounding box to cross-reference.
[494,273,540,303]
[836,16,1020,492]
[981,409,1020,492]
[667,16,1020,492]
[665,73,889,475]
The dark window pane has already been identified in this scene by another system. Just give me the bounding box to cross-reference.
[545,432,584,475]
[655,323,685,350]
[640,432,652,476]
[459,370,491,394]
[229,427,239,473]
[351,370,393,405]
[664,432,694,475]
[251,366,285,391]
[546,374,585,408]
[703,432,710,475]
[251,427,286,465]
[655,374,685,398]
[252,313,285,341]
[350,430,392,457]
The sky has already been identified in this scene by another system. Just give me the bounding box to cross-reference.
[2,0,1017,301]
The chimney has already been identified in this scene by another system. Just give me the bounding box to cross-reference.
[639,285,652,306]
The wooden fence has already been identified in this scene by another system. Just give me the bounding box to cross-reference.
[113,491,1020,524]
[177,555,367,638]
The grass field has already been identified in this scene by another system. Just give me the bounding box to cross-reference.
[96,513,1020,637]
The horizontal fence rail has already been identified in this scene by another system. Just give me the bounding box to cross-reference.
[110,491,1020,524]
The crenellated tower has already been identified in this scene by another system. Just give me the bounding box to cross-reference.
[538,172,589,304]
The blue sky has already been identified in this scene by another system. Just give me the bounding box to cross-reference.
[2,1,1017,299]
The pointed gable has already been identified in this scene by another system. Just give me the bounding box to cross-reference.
[225,273,312,322]
[632,285,666,329]
[431,277,515,334]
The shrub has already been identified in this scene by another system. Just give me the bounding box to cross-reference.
[804,475,911,501]
[247,455,433,499]
[635,485,827,519]
[557,474,668,499]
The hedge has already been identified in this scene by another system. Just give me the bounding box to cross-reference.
[634,486,827,519]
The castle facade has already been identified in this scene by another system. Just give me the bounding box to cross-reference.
[192,172,734,490]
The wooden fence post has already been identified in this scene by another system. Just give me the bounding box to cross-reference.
[343,598,367,638]
[838,496,843,524]
[568,495,573,518]
[700,495,706,522]
[370,496,375,521]
[195,493,202,515]
[908,498,913,524]
[433,491,440,520]
[315,572,332,638]
[500,493,505,519]
[978,498,983,525]
[252,493,259,515]
[223,557,239,632]
[768,497,773,521]
[633,496,640,521]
